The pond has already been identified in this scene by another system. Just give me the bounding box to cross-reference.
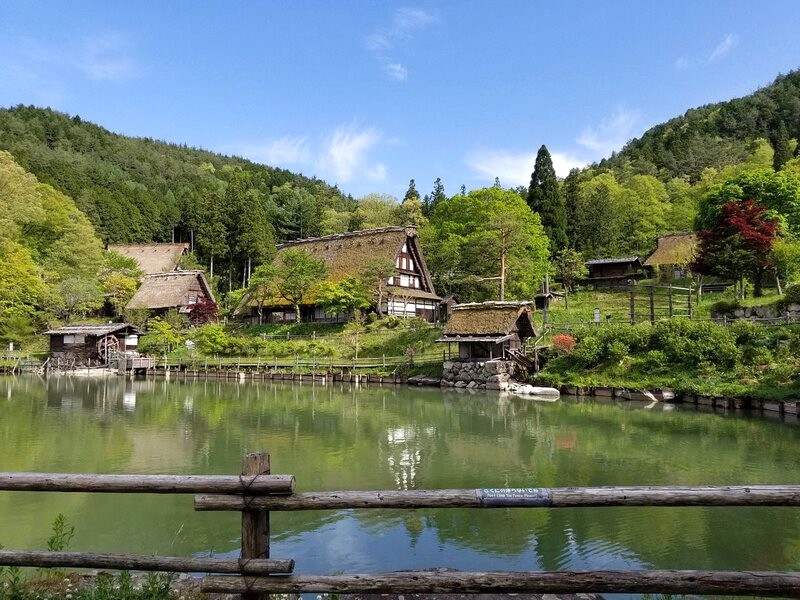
[1,376,800,578]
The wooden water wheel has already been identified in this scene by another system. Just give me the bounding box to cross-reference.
[96,335,120,363]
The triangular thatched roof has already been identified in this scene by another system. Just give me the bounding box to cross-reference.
[644,233,698,267]
[439,302,537,340]
[108,243,188,275]
[126,271,215,310]
[241,227,439,310]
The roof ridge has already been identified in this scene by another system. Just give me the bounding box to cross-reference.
[277,226,414,248]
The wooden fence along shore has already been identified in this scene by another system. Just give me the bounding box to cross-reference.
[2,452,800,597]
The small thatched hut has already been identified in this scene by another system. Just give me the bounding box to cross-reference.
[44,323,143,366]
[126,271,215,320]
[437,302,537,360]
[107,243,189,275]
[644,233,698,279]
[240,226,440,323]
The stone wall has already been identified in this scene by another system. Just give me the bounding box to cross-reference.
[711,302,800,321]
[441,359,515,390]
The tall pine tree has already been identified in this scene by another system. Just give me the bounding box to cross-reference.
[527,145,567,252]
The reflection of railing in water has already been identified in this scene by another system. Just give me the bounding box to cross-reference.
[2,452,800,598]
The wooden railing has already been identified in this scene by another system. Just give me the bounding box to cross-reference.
[2,453,800,598]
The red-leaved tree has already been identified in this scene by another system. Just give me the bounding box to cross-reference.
[693,199,778,297]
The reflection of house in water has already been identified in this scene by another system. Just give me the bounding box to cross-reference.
[383,425,436,490]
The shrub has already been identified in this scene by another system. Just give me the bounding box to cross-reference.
[551,334,575,354]
[606,340,629,362]
[783,283,800,305]
[571,336,603,367]
[643,349,667,370]
[709,299,741,315]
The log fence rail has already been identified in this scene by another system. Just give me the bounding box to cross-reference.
[2,452,800,598]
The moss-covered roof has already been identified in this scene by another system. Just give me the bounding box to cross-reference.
[126,271,215,310]
[441,302,537,339]
[241,227,439,310]
[643,232,698,267]
[108,243,188,274]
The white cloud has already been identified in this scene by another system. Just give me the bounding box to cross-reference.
[466,148,584,185]
[675,33,740,70]
[366,8,437,80]
[577,106,641,157]
[709,33,739,62]
[230,136,311,166]
[77,33,139,81]
[1,32,140,88]
[319,125,384,183]
[674,56,691,71]
[384,63,408,81]
[226,125,386,185]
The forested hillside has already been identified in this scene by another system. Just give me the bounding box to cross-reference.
[0,105,354,281]
[600,70,800,181]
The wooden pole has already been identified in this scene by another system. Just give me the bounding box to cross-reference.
[201,569,800,597]
[241,452,270,600]
[649,286,655,324]
[0,550,293,574]
[195,484,800,512]
[629,286,635,324]
[0,472,294,495]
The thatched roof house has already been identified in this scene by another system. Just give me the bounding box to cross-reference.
[108,243,189,275]
[44,323,144,366]
[437,302,537,360]
[644,233,697,277]
[126,271,215,320]
[241,226,440,323]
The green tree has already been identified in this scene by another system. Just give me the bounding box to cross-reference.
[140,317,183,353]
[422,187,550,301]
[353,194,400,229]
[771,123,793,171]
[244,264,278,324]
[317,277,371,319]
[361,257,396,317]
[425,177,447,217]
[553,248,587,292]
[527,145,567,252]
[563,168,582,247]
[272,249,329,322]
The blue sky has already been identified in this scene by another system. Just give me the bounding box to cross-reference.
[2,2,800,200]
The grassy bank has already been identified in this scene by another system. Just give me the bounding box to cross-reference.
[535,319,800,401]
[138,316,445,377]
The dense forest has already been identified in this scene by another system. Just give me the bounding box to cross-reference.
[3,69,800,337]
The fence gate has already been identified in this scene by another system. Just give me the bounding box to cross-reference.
[629,284,692,324]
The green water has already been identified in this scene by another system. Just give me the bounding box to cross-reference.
[1,375,800,576]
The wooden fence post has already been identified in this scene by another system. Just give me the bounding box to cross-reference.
[241,452,270,600]
[649,286,655,324]
[668,285,673,318]
[629,286,636,324]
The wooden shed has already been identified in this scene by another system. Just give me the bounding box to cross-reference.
[44,323,144,367]
[437,302,537,360]
[585,257,648,288]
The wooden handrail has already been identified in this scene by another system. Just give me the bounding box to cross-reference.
[195,484,800,511]
[0,472,295,494]
[201,569,800,597]
[0,551,293,574]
